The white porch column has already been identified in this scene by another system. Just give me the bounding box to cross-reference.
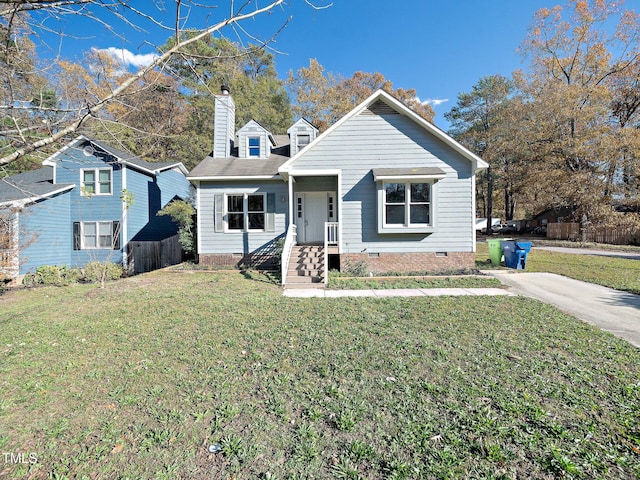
[288,175,294,227]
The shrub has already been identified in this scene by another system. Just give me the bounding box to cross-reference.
[342,259,368,277]
[84,261,123,284]
[157,200,196,256]
[23,265,82,286]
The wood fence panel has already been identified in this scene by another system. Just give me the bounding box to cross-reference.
[128,235,181,274]
[547,223,638,245]
[547,223,580,240]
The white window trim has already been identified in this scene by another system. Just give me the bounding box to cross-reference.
[296,134,311,153]
[224,193,266,233]
[80,167,112,196]
[81,221,114,249]
[246,136,261,158]
[377,179,437,234]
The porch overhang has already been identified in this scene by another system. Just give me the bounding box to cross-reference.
[372,167,447,182]
[278,168,342,182]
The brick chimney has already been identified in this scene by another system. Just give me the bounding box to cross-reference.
[213,85,235,158]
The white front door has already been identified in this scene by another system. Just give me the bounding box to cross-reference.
[296,192,328,243]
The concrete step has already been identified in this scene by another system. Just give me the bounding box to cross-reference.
[285,275,324,285]
[289,262,323,270]
[288,269,324,277]
[283,281,326,289]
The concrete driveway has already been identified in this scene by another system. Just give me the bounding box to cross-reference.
[488,271,640,347]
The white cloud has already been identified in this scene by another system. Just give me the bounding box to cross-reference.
[419,97,449,107]
[93,47,158,69]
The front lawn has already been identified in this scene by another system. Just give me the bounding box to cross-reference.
[328,274,502,290]
[476,241,640,294]
[1,271,639,479]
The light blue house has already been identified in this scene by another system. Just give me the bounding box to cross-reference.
[0,136,190,279]
[189,88,489,286]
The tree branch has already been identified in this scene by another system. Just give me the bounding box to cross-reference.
[0,0,286,167]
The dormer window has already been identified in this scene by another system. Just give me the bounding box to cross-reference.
[296,134,310,151]
[287,119,319,156]
[247,136,261,158]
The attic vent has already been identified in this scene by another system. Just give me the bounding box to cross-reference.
[363,100,398,116]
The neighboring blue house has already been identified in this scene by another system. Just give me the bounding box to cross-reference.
[0,136,190,280]
[188,88,489,286]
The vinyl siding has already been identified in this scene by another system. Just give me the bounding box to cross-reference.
[198,180,288,254]
[126,167,191,242]
[237,122,271,159]
[19,191,72,274]
[157,167,191,207]
[53,146,124,266]
[292,112,475,253]
[124,167,151,242]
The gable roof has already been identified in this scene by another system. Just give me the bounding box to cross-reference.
[44,135,188,175]
[188,132,290,180]
[0,167,74,206]
[287,118,319,135]
[279,89,489,176]
[237,120,277,147]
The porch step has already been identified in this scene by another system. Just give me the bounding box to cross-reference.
[285,245,326,288]
[285,275,324,285]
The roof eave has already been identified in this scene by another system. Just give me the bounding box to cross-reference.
[187,174,282,182]
[0,183,75,208]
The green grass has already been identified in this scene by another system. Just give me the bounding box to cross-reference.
[476,241,640,294]
[328,274,503,290]
[1,271,639,479]
[526,250,640,294]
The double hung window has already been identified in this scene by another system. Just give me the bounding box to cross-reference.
[296,134,310,152]
[383,182,431,227]
[81,168,112,196]
[226,193,265,231]
[247,137,261,157]
[74,221,120,250]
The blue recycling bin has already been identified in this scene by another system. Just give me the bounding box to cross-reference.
[502,241,532,269]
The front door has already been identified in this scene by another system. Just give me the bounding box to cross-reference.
[296,192,328,243]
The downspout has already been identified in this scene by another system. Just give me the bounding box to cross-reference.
[195,181,202,255]
[472,163,477,251]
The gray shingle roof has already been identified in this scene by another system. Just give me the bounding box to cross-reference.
[87,138,187,173]
[188,153,289,178]
[0,167,74,204]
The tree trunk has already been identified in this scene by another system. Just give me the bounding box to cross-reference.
[580,213,589,243]
[486,166,494,224]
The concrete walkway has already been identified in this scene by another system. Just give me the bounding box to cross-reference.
[488,271,640,347]
[283,287,513,298]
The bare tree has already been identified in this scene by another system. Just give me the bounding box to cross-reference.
[0,0,329,167]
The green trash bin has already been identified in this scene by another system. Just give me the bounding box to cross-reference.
[487,238,512,265]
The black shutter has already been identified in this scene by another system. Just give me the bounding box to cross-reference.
[112,221,121,250]
[73,222,81,250]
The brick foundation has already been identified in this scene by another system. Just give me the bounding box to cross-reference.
[198,253,277,269]
[340,251,475,275]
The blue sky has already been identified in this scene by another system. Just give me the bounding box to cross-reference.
[42,0,550,128]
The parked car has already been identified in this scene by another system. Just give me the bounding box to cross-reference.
[491,224,516,234]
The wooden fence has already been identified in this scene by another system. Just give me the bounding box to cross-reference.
[547,223,639,245]
[128,235,182,274]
